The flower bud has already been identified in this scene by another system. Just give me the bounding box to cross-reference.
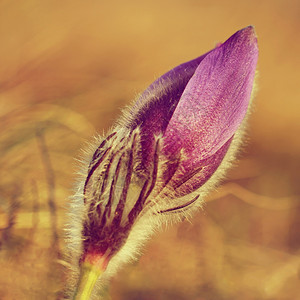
[67,26,258,299]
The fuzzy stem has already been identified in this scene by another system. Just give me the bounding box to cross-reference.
[73,262,102,300]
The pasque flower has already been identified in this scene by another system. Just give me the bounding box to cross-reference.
[67,26,258,299]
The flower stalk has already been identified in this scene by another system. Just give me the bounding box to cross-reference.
[73,263,102,300]
[72,253,108,299]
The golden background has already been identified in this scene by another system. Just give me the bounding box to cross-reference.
[0,0,299,299]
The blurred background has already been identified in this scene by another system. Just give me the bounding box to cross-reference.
[0,0,299,299]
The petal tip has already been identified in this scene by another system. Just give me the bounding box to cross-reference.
[237,25,258,49]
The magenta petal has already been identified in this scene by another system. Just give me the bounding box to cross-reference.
[123,52,211,166]
[125,53,210,134]
[163,26,258,161]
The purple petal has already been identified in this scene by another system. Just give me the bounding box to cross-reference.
[125,53,211,134]
[157,26,258,196]
[121,52,212,166]
[163,26,258,161]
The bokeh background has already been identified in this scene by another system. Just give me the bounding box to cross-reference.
[0,0,299,299]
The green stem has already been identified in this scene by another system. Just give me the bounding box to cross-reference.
[73,262,102,300]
